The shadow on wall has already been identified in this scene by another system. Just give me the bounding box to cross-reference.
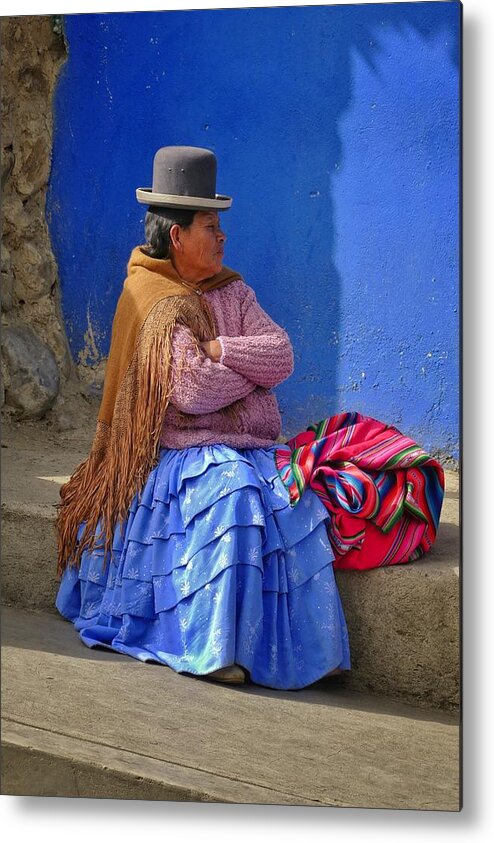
[46,3,459,454]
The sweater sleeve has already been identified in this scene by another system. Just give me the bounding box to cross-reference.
[169,323,257,415]
[217,282,294,389]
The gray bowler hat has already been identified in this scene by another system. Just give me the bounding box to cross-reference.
[136,146,232,211]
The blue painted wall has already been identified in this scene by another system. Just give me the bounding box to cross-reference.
[47,2,460,458]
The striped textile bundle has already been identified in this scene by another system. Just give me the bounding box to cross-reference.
[274,412,445,570]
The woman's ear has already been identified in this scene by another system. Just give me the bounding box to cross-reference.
[169,223,182,251]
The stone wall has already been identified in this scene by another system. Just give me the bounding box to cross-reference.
[1,15,72,419]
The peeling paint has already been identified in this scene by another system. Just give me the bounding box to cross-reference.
[78,306,101,368]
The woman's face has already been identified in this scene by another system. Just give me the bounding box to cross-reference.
[172,211,226,281]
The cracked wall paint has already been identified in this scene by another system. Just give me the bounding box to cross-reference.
[78,306,103,368]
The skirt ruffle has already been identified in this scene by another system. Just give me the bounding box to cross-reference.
[56,445,350,690]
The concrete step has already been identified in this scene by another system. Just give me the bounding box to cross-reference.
[1,606,460,809]
[1,420,460,710]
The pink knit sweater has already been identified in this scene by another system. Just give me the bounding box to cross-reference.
[160,278,294,449]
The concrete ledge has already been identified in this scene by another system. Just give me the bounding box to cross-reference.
[335,560,459,710]
[335,484,459,709]
[2,502,60,613]
[2,720,317,804]
[335,518,459,708]
[1,607,460,809]
[1,423,460,709]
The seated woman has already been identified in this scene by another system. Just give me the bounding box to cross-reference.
[55,145,351,689]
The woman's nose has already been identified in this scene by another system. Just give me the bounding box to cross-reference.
[217,228,226,242]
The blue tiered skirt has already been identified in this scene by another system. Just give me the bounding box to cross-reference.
[56,444,350,690]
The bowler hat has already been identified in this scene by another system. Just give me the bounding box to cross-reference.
[136,146,232,211]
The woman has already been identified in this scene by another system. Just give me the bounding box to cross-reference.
[56,146,350,688]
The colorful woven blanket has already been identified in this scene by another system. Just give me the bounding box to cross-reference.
[274,412,445,570]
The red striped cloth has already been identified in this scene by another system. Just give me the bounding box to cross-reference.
[274,412,445,570]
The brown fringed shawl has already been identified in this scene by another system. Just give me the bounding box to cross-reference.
[56,246,240,574]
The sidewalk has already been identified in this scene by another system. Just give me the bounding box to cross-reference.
[2,606,460,808]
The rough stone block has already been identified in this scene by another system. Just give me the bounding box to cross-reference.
[1,245,14,312]
[21,295,73,378]
[12,240,56,303]
[1,324,60,417]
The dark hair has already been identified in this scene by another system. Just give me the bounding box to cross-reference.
[141,207,196,259]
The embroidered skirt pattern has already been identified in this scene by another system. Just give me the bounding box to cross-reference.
[56,444,350,690]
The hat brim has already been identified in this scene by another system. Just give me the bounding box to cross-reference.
[136,188,232,210]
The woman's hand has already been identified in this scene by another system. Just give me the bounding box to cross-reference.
[200,339,222,362]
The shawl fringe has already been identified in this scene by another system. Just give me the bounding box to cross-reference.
[56,291,241,573]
